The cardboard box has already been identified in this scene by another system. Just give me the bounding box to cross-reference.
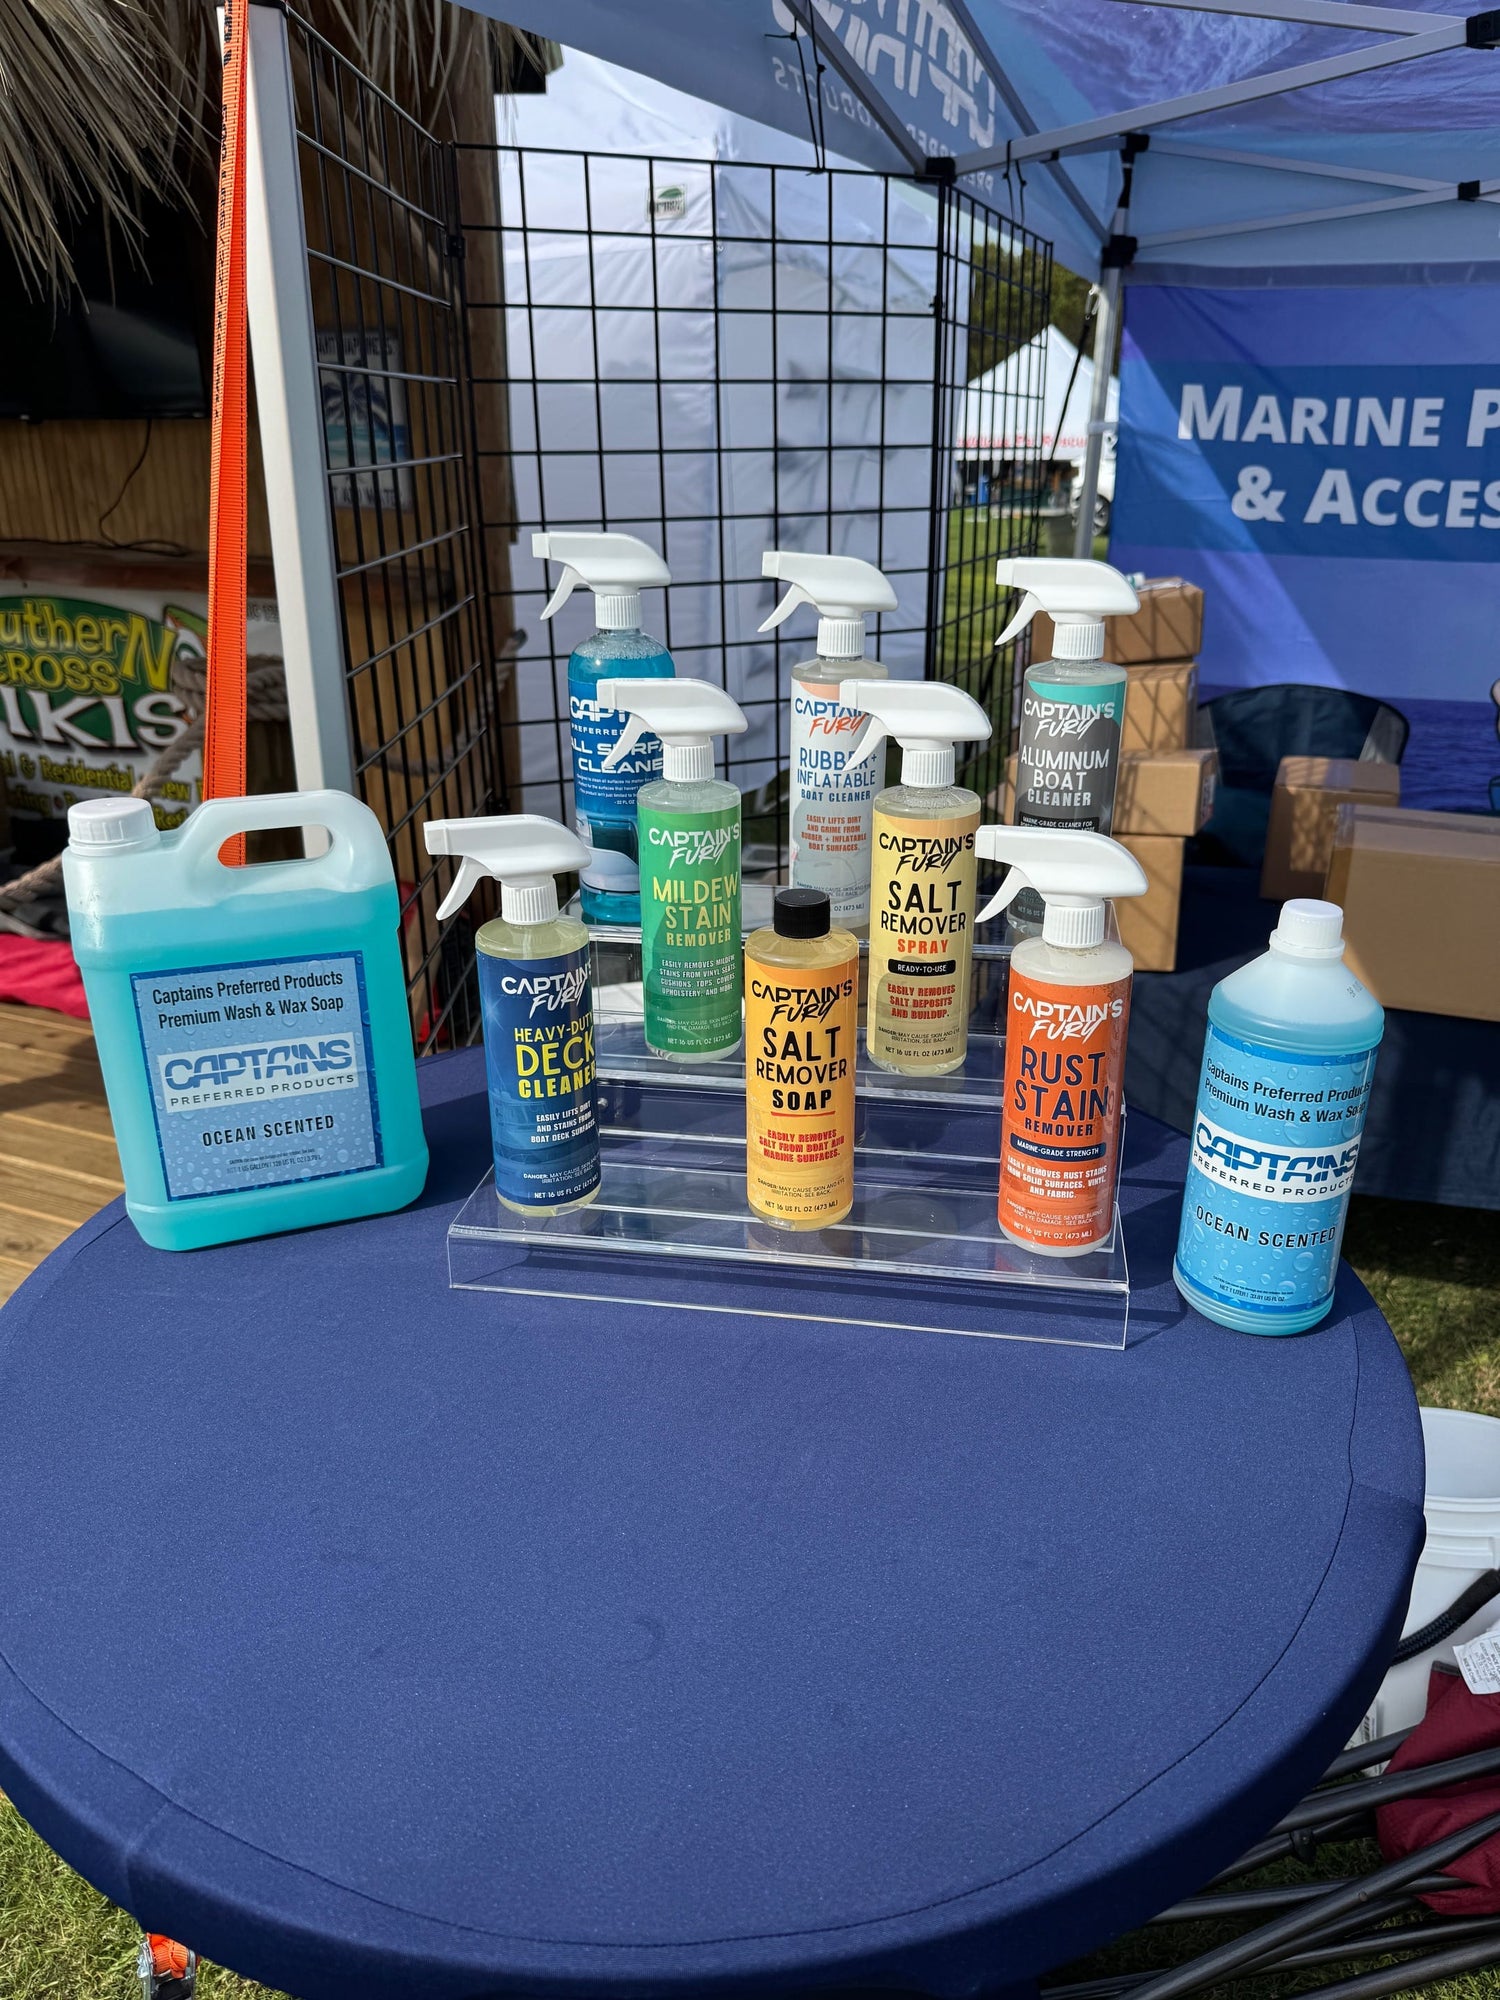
[1031,576,1204,666]
[1261,756,1401,903]
[1122,660,1197,756]
[1325,805,1500,1021]
[1115,833,1185,973]
[991,747,1217,837]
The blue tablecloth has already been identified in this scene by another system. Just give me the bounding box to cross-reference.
[0,1051,1423,2000]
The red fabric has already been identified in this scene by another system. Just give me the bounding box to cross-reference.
[1377,1665,1500,1912]
[0,936,89,1020]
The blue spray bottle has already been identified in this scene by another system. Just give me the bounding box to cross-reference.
[424,813,600,1213]
[534,531,676,927]
[1174,898,1384,1334]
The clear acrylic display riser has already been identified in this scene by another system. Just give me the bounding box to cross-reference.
[448,1074,1129,1349]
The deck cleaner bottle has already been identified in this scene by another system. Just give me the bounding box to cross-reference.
[533,530,675,928]
[424,812,600,1214]
[64,792,428,1251]
[993,557,1141,932]
[598,677,749,1061]
[975,826,1148,1255]
[1174,898,1383,1334]
[838,680,992,1075]
[759,550,898,935]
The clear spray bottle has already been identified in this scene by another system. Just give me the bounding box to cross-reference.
[975,826,1147,1255]
[759,551,898,934]
[837,679,993,1075]
[598,677,749,1062]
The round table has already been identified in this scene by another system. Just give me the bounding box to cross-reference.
[0,1051,1423,2000]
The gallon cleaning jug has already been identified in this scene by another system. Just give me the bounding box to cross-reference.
[65,792,428,1251]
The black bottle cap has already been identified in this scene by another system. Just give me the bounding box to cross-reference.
[774,888,831,938]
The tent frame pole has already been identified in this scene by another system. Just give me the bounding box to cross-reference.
[1139,178,1500,250]
[1073,267,1119,559]
[1113,0,1457,31]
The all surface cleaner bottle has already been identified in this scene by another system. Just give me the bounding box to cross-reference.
[598,677,749,1061]
[993,558,1141,932]
[837,680,992,1075]
[759,550,898,934]
[974,826,1148,1255]
[1174,899,1383,1334]
[533,531,675,927]
[423,813,600,1213]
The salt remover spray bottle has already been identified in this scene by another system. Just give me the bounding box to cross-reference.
[533,531,675,926]
[975,826,1148,1255]
[838,680,992,1075]
[1174,898,1383,1333]
[598,678,749,1061]
[423,813,600,1214]
[759,551,898,934]
[993,558,1140,932]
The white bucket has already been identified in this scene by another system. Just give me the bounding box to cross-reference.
[1357,1407,1500,1743]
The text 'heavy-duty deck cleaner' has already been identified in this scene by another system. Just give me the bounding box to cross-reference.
[424,813,600,1214]
[976,826,1148,1255]
[760,550,898,934]
[599,677,749,1061]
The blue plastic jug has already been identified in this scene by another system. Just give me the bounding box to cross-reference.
[64,790,428,1250]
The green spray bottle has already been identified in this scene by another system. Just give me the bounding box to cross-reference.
[599,677,749,1061]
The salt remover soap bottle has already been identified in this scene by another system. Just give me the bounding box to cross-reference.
[599,677,749,1061]
[1174,898,1383,1334]
[975,826,1148,1256]
[533,530,675,927]
[993,557,1140,932]
[744,887,858,1231]
[64,791,427,1251]
[423,812,600,1214]
[838,679,992,1075]
[759,550,898,934]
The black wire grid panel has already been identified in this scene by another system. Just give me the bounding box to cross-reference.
[459,146,1052,874]
[287,11,508,1051]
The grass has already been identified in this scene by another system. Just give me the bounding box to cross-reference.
[1,1193,1497,1999]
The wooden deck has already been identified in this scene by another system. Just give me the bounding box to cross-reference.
[0,1003,121,1303]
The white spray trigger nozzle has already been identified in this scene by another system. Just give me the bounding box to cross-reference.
[992,558,1140,656]
[423,812,589,922]
[596,677,747,783]
[760,552,898,660]
[973,825,1148,943]
[836,679,991,786]
[532,531,671,628]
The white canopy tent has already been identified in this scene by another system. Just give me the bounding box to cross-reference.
[957,323,1119,514]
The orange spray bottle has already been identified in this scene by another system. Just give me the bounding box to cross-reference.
[975,828,1149,1256]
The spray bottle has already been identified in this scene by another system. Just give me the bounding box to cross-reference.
[423,813,600,1214]
[994,557,1141,932]
[598,678,749,1061]
[837,680,992,1074]
[759,551,898,933]
[533,530,675,926]
[974,826,1148,1255]
[1174,899,1383,1334]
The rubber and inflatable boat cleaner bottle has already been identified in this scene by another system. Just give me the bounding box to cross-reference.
[1174,899,1383,1333]
[599,677,749,1061]
[838,679,992,1075]
[424,812,600,1213]
[993,557,1140,932]
[534,530,675,926]
[975,826,1147,1255]
[65,791,427,1251]
[759,550,898,934]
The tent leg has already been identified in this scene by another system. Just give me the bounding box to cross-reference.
[1073,264,1118,557]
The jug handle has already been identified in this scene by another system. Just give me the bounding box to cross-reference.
[174,791,382,890]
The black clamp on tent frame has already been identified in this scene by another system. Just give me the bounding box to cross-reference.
[1102,233,1138,269]
[1458,179,1484,200]
[922,156,958,181]
[1467,9,1500,45]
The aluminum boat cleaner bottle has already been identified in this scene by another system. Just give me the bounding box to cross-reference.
[1174,898,1383,1334]
[759,550,898,935]
[838,679,992,1075]
[424,813,600,1214]
[64,791,427,1251]
[599,677,749,1061]
[975,826,1148,1256]
[993,557,1140,934]
[533,531,675,927]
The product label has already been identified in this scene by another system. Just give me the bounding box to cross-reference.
[1174,1025,1377,1319]
[132,954,380,1201]
[789,679,884,926]
[1455,1623,1500,1696]
[745,949,858,1227]
[1015,677,1124,831]
[867,806,978,1070]
[569,667,663,822]
[637,800,742,1055]
[999,967,1129,1249]
[479,947,600,1210]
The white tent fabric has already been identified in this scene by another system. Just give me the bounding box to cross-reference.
[958,324,1117,470]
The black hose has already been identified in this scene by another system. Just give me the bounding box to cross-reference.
[1392,1570,1500,1663]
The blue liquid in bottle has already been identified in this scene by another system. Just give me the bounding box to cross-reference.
[569,627,675,925]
